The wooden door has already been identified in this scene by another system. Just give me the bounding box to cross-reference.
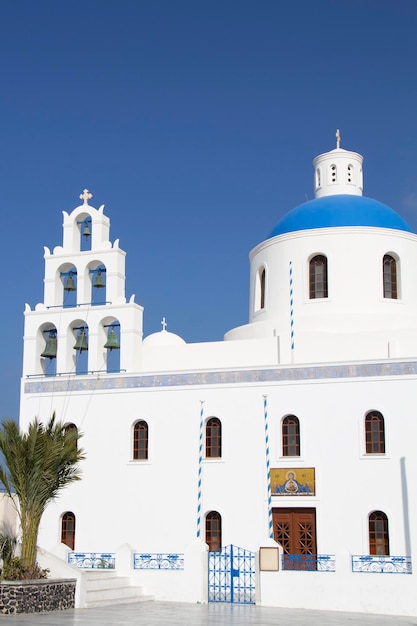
[272,508,316,569]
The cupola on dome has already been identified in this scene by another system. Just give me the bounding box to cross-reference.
[268,131,413,238]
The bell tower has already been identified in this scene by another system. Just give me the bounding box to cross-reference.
[22,190,143,378]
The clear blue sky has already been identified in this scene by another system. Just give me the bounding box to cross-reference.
[1,0,417,420]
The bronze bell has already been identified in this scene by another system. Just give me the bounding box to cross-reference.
[73,329,88,352]
[93,270,105,289]
[82,221,91,237]
[104,328,120,351]
[41,332,57,359]
[64,274,76,292]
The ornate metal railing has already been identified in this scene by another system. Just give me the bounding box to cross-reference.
[68,552,115,569]
[352,555,412,574]
[133,553,184,570]
[282,554,336,572]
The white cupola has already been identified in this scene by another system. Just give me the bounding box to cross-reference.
[313,129,363,198]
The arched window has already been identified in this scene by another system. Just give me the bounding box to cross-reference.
[383,255,398,299]
[365,411,385,454]
[206,418,222,458]
[369,511,389,555]
[309,255,328,299]
[206,511,222,552]
[61,512,76,550]
[133,421,148,460]
[282,415,300,457]
[64,423,78,450]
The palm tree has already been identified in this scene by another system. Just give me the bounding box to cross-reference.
[0,414,85,570]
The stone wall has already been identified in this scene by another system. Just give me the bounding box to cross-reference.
[0,579,76,614]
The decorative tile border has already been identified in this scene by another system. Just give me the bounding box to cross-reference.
[25,360,417,395]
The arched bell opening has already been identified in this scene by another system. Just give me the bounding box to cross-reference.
[77,215,92,252]
[39,324,57,377]
[60,265,77,309]
[89,264,107,306]
[103,321,120,373]
[72,323,89,375]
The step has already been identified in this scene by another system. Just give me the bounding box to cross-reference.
[83,571,154,608]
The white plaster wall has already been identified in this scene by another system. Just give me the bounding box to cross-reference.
[225,227,417,364]
[19,365,417,614]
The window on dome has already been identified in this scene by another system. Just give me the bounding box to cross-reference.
[282,415,300,457]
[369,511,389,556]
[206,511,222,552]
[365,411,385,454]
[315,168,321,189]
[133,420,148,460]
[260,268,266,309]
[61,511,76,550]
[255,267,266,312]
[309,255,328,299]
[206,417,222,458]
[330,164,337,183]
[383,255,398,299]
[347,164,353,183]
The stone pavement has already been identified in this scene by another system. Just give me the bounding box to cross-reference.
[0,602,416,626]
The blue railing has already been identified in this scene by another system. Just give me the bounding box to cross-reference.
[352,555,412,574]
[68,552,115,569]
[282,554,336,571]
[133,553,184,570]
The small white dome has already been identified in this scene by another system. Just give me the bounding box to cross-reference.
[143,329,186,347]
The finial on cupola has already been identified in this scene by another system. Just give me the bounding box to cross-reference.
[336,129,341,149]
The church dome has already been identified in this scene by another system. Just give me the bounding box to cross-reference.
[268,195,413,238]
[143,329,186,347]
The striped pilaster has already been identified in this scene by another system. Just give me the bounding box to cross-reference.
[196,400,205,538]
[263,395,273,539]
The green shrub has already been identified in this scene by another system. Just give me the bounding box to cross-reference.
[2,556,49,581]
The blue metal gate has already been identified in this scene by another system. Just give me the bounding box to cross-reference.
[208,544,255,604]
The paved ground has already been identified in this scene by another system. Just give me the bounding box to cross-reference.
[0,602,416,626]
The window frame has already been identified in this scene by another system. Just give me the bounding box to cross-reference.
[365,411,385,455]
[133,420,149,461]
[383,254,398,299]
[309,255,328,299]
[369,510,390,556]
[282,415,300,457]
[206,417,222,458]
[61,511,76,550]
[206,511,222,552]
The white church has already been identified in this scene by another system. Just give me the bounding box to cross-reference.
[19,134,417,616]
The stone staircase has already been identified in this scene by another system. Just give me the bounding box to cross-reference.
[84,570,154,607]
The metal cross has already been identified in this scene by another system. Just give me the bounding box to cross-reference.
[161,317,167,331]
[335,129,341,149]
[80,189,93,205]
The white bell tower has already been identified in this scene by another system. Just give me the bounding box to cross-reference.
[22,190,143,378]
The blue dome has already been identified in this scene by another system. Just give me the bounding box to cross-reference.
[268,195,413,238]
